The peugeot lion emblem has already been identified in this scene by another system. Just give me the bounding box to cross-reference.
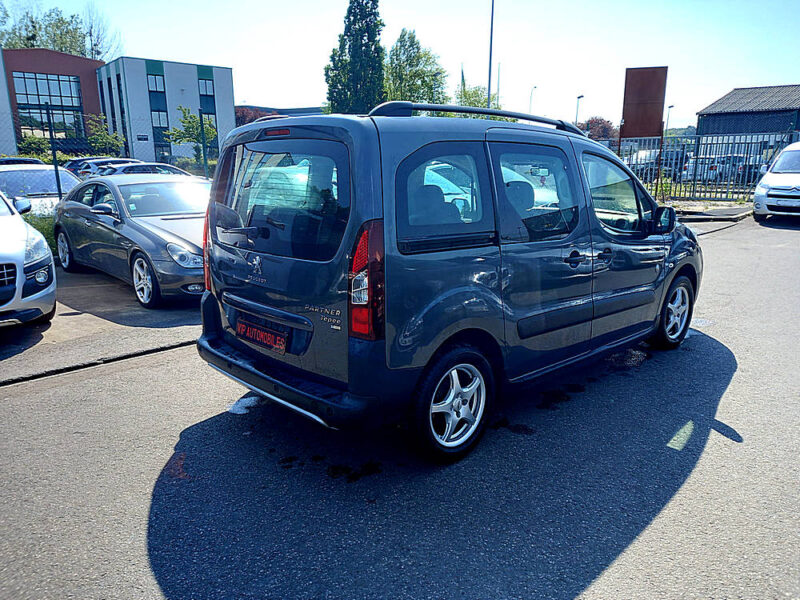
[251,255,262,275]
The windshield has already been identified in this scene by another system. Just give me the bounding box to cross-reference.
[0,168,79,198]
[119,181,211,217]
[771,150,800,174]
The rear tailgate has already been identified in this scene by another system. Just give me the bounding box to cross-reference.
[207,122,377,385]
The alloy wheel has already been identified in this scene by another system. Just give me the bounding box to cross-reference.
[57,233,69,269]
[132,257,153,305]
[429,363,486,448]
[665,286,690,341]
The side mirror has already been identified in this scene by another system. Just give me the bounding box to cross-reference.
[653,206,677,234]
[759,164,768,175]
[91,203,117,217]
[14,197,31,214]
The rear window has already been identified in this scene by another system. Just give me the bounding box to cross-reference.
[119,181,210,216]
[217,139,349,261]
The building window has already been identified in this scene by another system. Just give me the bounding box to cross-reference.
[199,78,214,96]
[203,114,217,128]
[151,111,168,128]
[147,74,165,92]
[12,72,82,108]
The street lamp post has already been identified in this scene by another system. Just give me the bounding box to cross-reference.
[487,0,495,109]
[665,104,674,136]
[528,85,537,113]
[575,95,584,125]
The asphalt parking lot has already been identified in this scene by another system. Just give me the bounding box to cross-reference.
[1,217,798,599]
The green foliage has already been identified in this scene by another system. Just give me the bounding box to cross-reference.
[385,29,448,105]
[15,150,74,165]
[325,0,386,114]
[164,106,217,163]
[173,156,218,177]
[17,135,50,155]
[1,7,85,55]
[86,114,124,156]
[23,213,56,253]
[453,83,515,121]
[665,125,697,137]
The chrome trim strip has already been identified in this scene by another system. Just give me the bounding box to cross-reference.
[208,363,335,429]
[0,319,22,327]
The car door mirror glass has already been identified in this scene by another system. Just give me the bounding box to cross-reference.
[14,197,31,214]
[653,206,676,234]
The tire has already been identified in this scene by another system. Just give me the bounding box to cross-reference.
[411,345,495,462]
[650,275,694,350]
[34,305,56,324]
[131,253,162,309]
[56,230,78,272]
[753,213,767,223]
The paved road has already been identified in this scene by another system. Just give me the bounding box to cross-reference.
[0,268,200,384]
[1,217,798,599]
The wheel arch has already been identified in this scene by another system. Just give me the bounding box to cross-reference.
[425,327,505,384]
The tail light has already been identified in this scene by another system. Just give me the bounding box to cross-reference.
[710,165,717,171]
[683,164,688,170]
[348,220,384,341]
[738,165,743,173]
[203,205,211,291]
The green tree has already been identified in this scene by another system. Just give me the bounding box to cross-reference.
[17,134,50,155]
[385,29,448,105]
[454,83,514,121]
[86,114,124,156]
[2,7,85,55]
[164,106,218,162]
[324,0,386,114]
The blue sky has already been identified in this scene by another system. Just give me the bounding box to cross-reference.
[50,0,800,127]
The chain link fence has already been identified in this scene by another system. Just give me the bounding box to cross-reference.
[597,130,799,202]
[0,106,218,216]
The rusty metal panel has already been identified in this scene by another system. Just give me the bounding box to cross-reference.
[620,67,668,139]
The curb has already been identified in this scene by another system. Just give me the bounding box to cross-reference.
[676,209,752,223]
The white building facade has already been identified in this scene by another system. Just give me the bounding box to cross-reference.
[96,57,234,162]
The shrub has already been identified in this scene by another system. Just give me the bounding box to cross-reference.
[22,214,56,253]
[17,135,50,155]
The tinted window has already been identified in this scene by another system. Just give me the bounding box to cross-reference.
[218,139,349,262]
[582,154,642,232]
[772,150,800,174]
[119,181,210,216]
[396,142,494,243]
[94,185,118,212]
[490,143,580,242]
[0,168,79,198]
[75,185,95,205]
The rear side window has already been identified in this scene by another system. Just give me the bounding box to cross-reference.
[395,142,494,246]
[489,142,580,242]
[217,139,349,262]
[581,154,643,233]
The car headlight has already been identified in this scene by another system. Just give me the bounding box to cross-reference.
[166,243,203,268]
[24,224,50,266]
[755,182,770,196]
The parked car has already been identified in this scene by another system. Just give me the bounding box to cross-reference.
[0,157,45,165]
[53,174,209,307]
[0,190,56,326]
[680,156,722,183]
[76,158,141,178]
[0,164,80,215]
[94,162,192,177]
[64,156,112,175]
[753,141,800,222]
[198,101,703,460]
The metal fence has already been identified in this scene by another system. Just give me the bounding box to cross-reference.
[0,106,218,214]
[597,130,799,202]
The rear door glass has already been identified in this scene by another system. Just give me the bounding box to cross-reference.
[218,139,350,261]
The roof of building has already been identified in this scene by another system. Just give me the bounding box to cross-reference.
[101,56,231,70]
[698,85,800,115]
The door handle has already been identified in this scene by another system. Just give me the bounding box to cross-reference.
[596,248,613,262]
[564,250,586,268]
[83,218,94,227]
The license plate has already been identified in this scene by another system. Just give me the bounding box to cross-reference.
[235,319,286,355]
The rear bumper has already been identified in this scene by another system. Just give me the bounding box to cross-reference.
[198,334,373,429]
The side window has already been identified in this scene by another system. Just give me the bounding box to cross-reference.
[582,154,643,233]
[94,185,118,213]
[490,143,581,243]
[75,185,95,205]
[395,142,494,246]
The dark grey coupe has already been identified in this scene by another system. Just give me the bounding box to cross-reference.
[53,174,210,308]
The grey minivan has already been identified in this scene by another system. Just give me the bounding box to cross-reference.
[198,102,703,460]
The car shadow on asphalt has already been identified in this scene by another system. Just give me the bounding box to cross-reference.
[147,331,739,599]
[0,319,50,361]
[55,267,201,329]
[756,215,800,230]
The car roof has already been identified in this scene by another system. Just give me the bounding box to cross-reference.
[111,162,184,168]
[0,163,70,172]
[781,141,800,152]
[83,158,139,165]
[90,173,209,186]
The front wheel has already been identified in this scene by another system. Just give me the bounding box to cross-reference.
[56,230,78,272]
[650,275,694,350]
[131,254,162,309]
[411,346,495,462]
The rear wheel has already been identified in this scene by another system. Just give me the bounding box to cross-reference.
[411,346,494,462]
[131,254,161,309]
[56,230,78,272]
[650,275,694,350]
